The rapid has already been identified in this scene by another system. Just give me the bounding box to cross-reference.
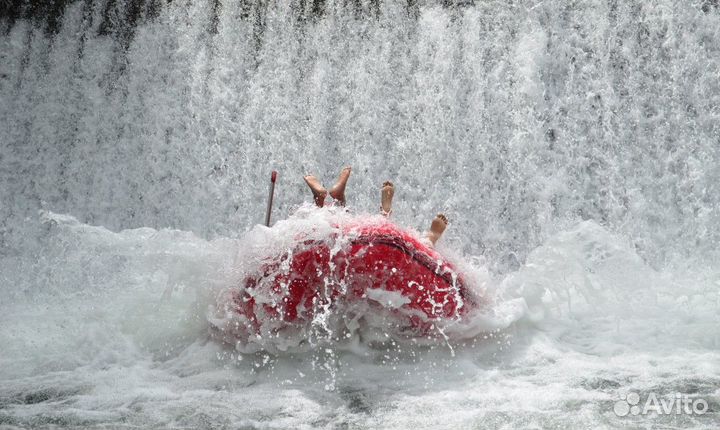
[1,0,719,428]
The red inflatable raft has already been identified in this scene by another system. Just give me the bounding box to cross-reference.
[227,218,479,345]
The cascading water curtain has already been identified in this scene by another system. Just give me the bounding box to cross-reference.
[2,0,719,270]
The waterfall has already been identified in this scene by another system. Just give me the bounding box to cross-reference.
[2,0,719,269]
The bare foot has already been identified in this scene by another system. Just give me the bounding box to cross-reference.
[380,181,394,216]
[426,213,448,246]
[329,166,351,206]
[303,175,327,207]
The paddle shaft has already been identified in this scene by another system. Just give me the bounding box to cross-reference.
[265,171,277,226]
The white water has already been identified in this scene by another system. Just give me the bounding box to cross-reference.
[1,211,717,428]
[2,0,720,428]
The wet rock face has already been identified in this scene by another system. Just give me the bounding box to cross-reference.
[1,0,71,33]
[1,0,163,36]
[0,0,427,36]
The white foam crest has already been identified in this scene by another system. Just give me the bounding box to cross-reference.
[501,220,720,351]
[0,211,239,380]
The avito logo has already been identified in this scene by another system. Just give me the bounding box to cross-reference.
[614,392,708,417]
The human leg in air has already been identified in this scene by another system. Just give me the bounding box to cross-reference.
[303,175,327,207]
[426,213,448,246]
[380,181,394,217]
[329,166,352,206]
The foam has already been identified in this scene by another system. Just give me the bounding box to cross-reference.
[0,212,718,428]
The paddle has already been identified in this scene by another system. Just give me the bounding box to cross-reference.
[265,170,278,226]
